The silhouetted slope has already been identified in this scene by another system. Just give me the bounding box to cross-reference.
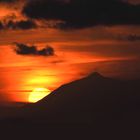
[19,72,140,125]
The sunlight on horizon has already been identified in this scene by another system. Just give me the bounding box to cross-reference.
[28,87,51,103]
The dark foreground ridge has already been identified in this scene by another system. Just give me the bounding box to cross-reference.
[1,72,140,139]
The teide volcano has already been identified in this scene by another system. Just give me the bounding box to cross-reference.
[18,72,140,125]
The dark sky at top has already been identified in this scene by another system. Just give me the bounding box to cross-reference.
[0,0,139,30]
[22,0,140,29]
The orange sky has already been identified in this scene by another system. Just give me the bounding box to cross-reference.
[0,26,140,104]
[0,0,140,104]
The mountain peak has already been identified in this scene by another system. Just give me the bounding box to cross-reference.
[87,72,104,79]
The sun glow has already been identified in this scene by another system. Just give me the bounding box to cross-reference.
[29,87,51,103]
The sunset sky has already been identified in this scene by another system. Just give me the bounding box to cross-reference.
[0,0,140,105]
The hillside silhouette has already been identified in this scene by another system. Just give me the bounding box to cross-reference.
[16,72,140,126]
[1,72,140,139]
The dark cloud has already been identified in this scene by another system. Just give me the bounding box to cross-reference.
[14,42,55,56]
[0,20,37,30]
[0,0,17,3]
[0,21,4,30]
[22,0,140,29]
[6,20,37,30]
[126,35,140,41]
[117,34,140,41]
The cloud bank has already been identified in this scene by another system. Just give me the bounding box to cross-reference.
[22,0,140,29]
[0,20,37,30]
[6,20,37,30]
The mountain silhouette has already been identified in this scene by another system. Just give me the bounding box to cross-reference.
[1,72,140,139]
[18,72,140,126]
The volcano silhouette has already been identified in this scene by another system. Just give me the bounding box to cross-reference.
[19,72,140,125]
